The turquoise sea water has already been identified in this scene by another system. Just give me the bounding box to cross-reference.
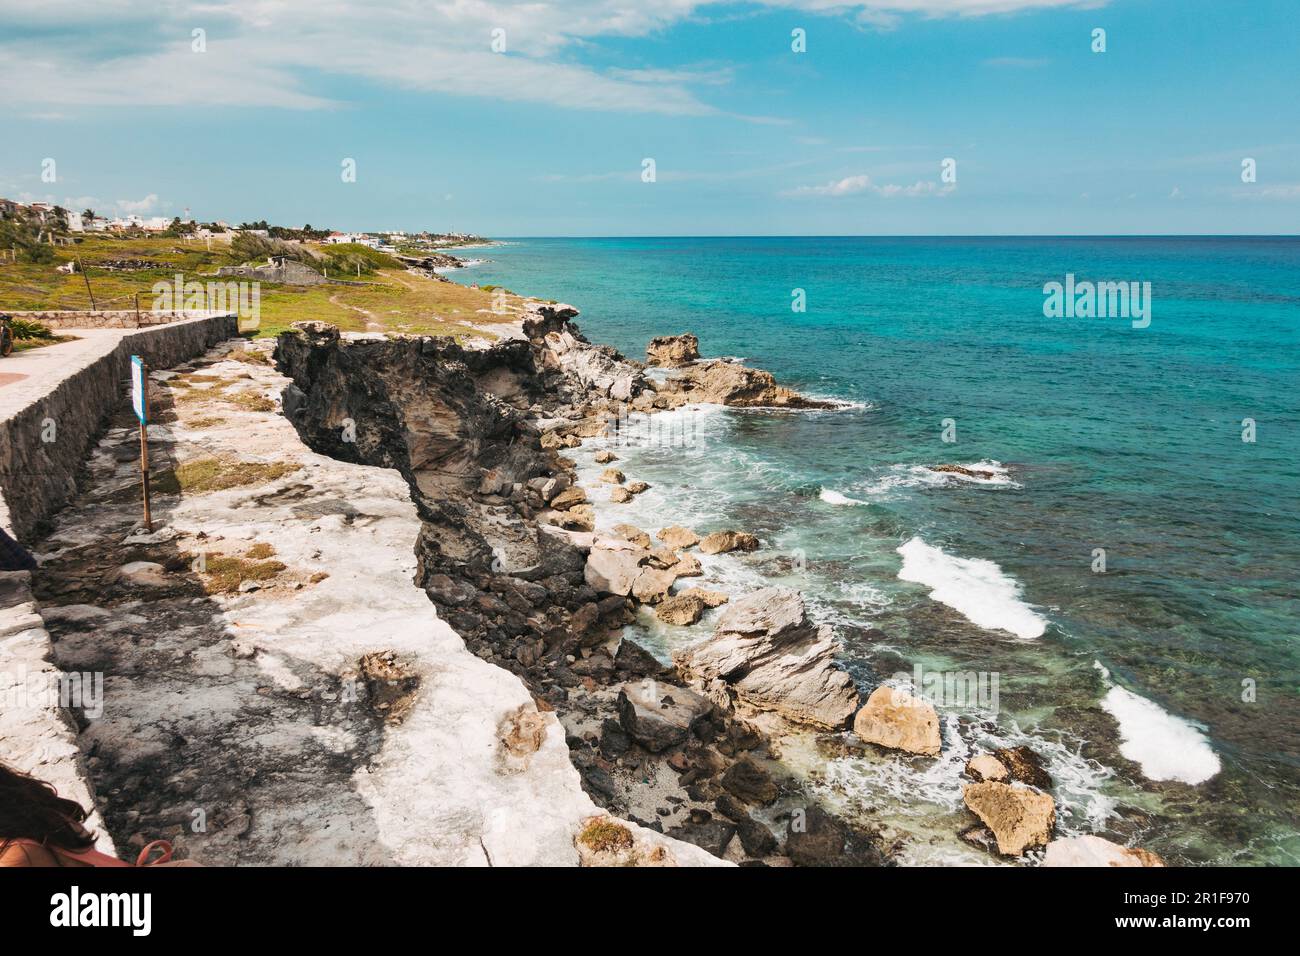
[453,237,1299,865]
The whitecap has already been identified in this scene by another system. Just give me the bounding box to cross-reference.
[1098,684,1221,785]
[895,536,1048,639]
[819,488,867,506]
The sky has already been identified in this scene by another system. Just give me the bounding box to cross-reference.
[1,0,1298,236]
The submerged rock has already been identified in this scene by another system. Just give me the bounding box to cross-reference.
[674,587,859,729]
[965,753,1010,782]
[853,686,942,756]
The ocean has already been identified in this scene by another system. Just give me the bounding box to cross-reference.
[451,236,1300,865]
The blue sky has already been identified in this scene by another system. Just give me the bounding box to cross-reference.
[1,0,1297,235]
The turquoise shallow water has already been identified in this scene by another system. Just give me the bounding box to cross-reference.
[453,237,1300,864]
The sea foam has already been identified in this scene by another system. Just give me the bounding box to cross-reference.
[895,536,1047,639]
[1098,683,1221,785]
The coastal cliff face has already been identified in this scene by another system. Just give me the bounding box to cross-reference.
[27,337,720,867]
[274,309,890,866]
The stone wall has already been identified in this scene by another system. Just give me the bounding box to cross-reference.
[0,313,238,542]
[6,310,221,330]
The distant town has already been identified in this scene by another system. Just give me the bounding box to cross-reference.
[0,197,485,252]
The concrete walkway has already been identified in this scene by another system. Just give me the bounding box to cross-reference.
[0,330,136,417]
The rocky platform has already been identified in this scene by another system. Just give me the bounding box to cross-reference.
[25,338,720,866]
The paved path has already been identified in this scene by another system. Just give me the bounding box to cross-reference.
[0,330,134,417]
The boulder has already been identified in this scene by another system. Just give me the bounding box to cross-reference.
[614,639,668,677]
[599,467,625,485]
[698,530,759,555]
[594,450,618,464]
[609,487,633,503]
[584,543,643,596]
[962,782,1056,857]
[721,757,778,805]
[1042,835,1165,868]
[680,587,728,608]
[966,753,1009,783]
[646,333,701,368]
[632,566,677,604]
[993,746,1053,791]
[626,481,649,495]
[673,588,860,729]
[853,686,942,756]
[549,486,587,511]
[671,553,703,577]
[657,526,700,550]
[612,524,652,550]
[656,592,707,626]
[616,680,712,752]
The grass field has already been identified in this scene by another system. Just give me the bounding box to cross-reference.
[0,234,527,341]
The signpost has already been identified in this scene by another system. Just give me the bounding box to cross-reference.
[131,355,152,532]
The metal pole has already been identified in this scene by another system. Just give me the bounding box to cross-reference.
[139,363,152,532]
[77,257,97,311]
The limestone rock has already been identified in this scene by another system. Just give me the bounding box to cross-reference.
[599,467,625,485]
[1042,835,1165,868]
[612,523,652,549]
[661,359,834,409]
[616,680,712,752]
[632,566,677,604]
[674,587,859,729]
[698,530,760,555]
[646,333,700,367]
[626,481,649,495]
[962,782,1056,857]
[656,592,707,626]
[966,753,1009,782]
[584,542,643,596]
[853,686,942,756]
[680,587,728,608]
[594,450,618,464]
[549,486,587,511]
[657,526,700,550]
[609,487,633,503]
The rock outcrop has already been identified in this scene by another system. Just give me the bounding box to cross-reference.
[646,333,700,367]
[853,686,942,756]
[660,359,834,409]
[674,588,860,729]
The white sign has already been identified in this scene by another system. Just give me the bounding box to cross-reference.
[131,355,146,424]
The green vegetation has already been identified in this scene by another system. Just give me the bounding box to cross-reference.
[0,234,526,342]
[185,548,287,593]
[577,818,634,854]
[161,456,299,494]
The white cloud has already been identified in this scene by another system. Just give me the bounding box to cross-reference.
[784,173,954,197]
[116,194,160,213]
[0,0,1110,115]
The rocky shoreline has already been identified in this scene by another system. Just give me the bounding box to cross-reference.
[273,312,894,865]
[271,309,1164,867]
